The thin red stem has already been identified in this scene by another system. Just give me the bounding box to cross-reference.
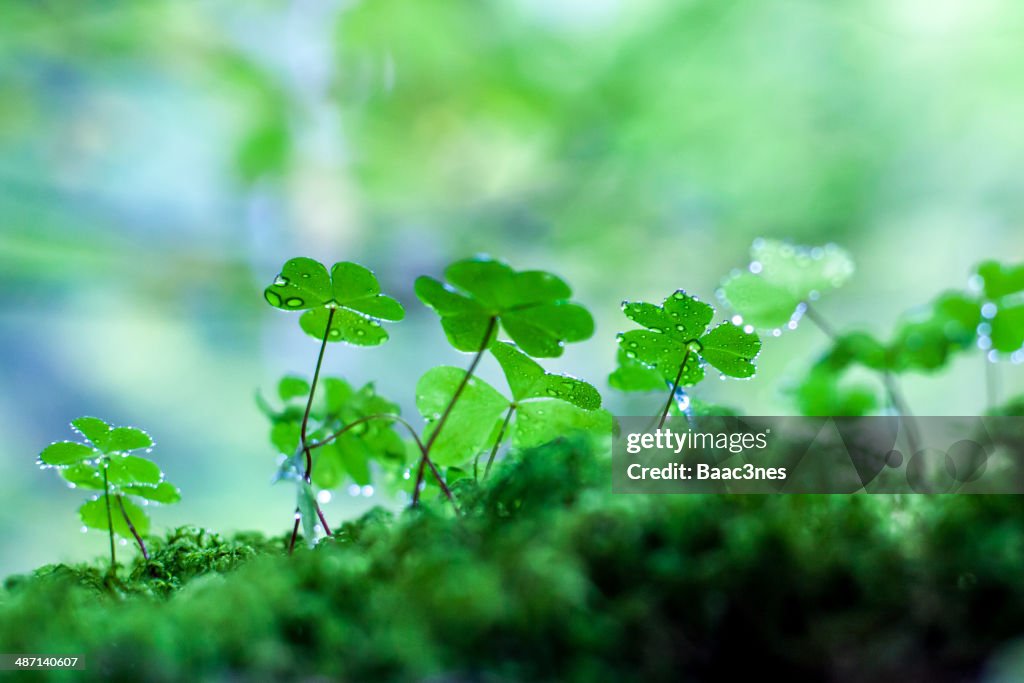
[116,494,149,561]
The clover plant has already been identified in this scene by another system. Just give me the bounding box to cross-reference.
[263,257,404,550]
[38,417,179,571]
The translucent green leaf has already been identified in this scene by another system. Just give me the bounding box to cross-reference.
[106,455,162,486]
[265,258,404,346]
[71,417,110,448]
[512,402,614,449]
[490,341,601,410]
[415,257,594,357]
[101,427,153,453]
[622,291,713,341]
[791,366,879,417]
[608,349,666,393]
[322,377,356,414]
[59,463,105,490]
[721,240,854,329]
[122,482,181,504]
[416,366,510,466]
[718,274,796,329]
[698,322,761,378]
[278,376,310,402]
[978,261,1024,300]
[821,332,888,372]
[40,441,95,466]
[296,481,319,548]
[80,496,151,538]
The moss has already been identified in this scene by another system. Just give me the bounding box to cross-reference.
[3,438,1024,681]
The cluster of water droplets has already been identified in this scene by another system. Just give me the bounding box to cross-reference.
[974,289,1024,364]
[346,484,375,498]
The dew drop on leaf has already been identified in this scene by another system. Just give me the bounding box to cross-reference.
[286,298,304,308]
[347,484,360,497]
[361,485,374,497]
[732,315,743,325]
[81,526,88,534]
[772,329,782,337]
[744,325,755,334]
[749,261,763,274]
[265,291,282,307]
[274,276,288,286]
[317,490,332,504]
[119,539,128,546]
[981,303,998,319]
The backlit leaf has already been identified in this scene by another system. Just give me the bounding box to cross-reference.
[416,366,510,466]
[490,341,601,410]
[40,441,95,466]
[80,496,151,538]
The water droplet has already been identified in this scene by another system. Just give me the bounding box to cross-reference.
[286,298,304,308]
[749,261,763,274]
[294,512,302,521]
[787,320,798,330]
[347,484,361,497]
[361,485,374,497]
[317,490,332,504]
[369,320,381,327]
[731,315,743,325]
[772,329,782,337]
[119,539,128,546]
[719,373,727,380]
[967,274,984,293]
[264,291,283,307]
[686,340,702,353]
[67,483,76,489]
[403,469,411,480]
[981,303,998,319]
[625,351,637,359]
[355,329,366,336]
[987,350,1000,363]
[672,291,686,300]
[328,329,341,338]
[301,273,310,279]
[81,526,89,534]
[978,336,993,351]
[675,324,685,332]
[274,275,288,286]
[744,325,755,334]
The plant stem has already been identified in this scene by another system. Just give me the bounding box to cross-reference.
[658,350,691,429]
[102,461,116,573]
[803,302,837,340]
[116,494,149,560]
[413,316,497,506]
[300,306,336,482]
[884,372,922,456]
[482,404,516,480]
[288,306,335,553]
[309,414,458,509]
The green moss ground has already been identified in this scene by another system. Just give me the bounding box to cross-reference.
[4,439,1024,682]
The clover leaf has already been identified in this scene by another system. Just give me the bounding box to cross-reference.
[262,376,406,490]
[617,290,761,387]
[38,417,179,568]
[720,240,854,329]
[416,345,612,467]
[415,257,594,357]
[608,349,666,393]
[264,258,404,345]
[976,261,1024,356]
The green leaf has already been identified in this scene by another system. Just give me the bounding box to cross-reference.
[721,240,854,329]
[122,482,181,504]
[270,422,301,456]
[617,290,760,386]
[106,455,161,486]
[415,257,593,357]
[39,441,95,466]
[608,348,667,393]
[990,304,1024,353]
[278,376,311,402]
[699,322,760,378]
[791,366,879,417]
[512,402,614,449]
[71,417,110,447]
[101,427,153,453]
[416,366,510,466]
[296,480,319,548]
[490,341,601,410]
[264,258,404,346]
[80,496,151,538]
[978,261,1024,300]
[59,463,105,490]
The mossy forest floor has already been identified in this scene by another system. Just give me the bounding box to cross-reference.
[4,439,1024,682]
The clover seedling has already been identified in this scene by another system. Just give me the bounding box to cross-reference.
[417,341,612,478]
[38,417,180,572]
[264,257,404,550]
[719,239,854,332]
[614,290,761,426]
[413,257,596,497]
[976,261,1024,358]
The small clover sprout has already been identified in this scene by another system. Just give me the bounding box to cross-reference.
[415,256,594,357]
[614,290,761,426]
[39,417,179,571]
[416,342,612,477]
[720,239,854,331]
[264,257,405,345]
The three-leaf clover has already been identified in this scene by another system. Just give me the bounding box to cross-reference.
[39,417,179,565]
[416,342,612,468]
[617,290,762,387]
[264,258,405,345]
[720,239,854,329]
[415,257,594,357]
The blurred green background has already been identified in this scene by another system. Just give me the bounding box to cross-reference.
[2,0,1023,577]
